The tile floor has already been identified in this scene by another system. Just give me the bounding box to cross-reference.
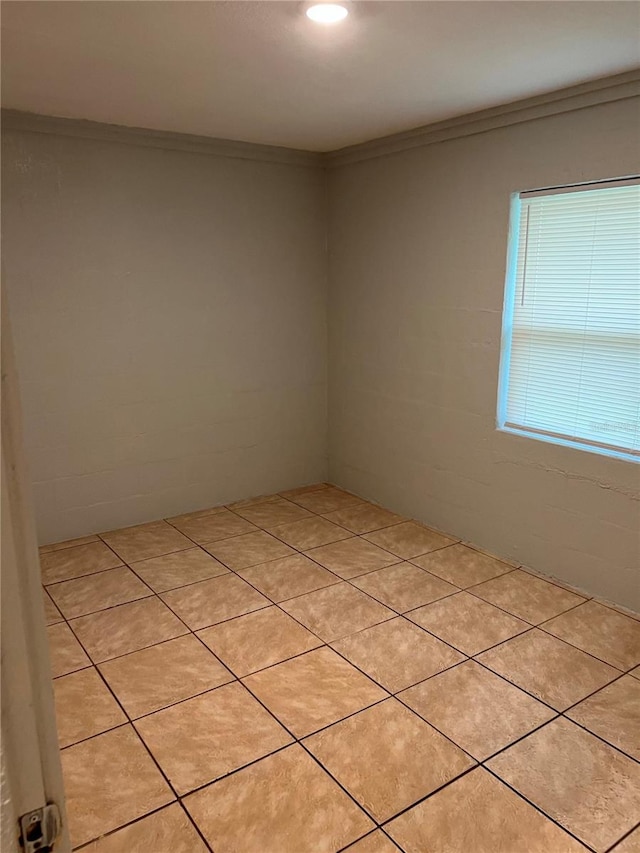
[41,483,640,852]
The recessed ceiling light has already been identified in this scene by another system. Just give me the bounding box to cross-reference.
[306,3,349,24]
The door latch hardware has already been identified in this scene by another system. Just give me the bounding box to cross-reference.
[19,803,61,852]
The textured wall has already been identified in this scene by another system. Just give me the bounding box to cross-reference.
[2,130,328,543]
[328,97,640,609]
[4,97,639,610]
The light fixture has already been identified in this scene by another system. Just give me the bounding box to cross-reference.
[306,3,349,24]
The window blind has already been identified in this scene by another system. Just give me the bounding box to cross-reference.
[498,179,640,459]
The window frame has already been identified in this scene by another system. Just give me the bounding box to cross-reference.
[496,177,640,464]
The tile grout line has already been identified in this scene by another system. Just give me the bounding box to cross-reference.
[170,581,639,833]
[57,524,498,650]
[392,680,560,765]
[457,585,640,672]
[42,486,640,850]
[462,572,580,626]
[93,511,480,838]
[534,616,638,670]
[337,827,402,853]
[147,516,634,847]
[43,561,127,587]
[38,484,638,623]
[52,604,216,853]
[50,502,633,672]
[69,801,195,853]
[176,637,393,836]
[50,536,638,742]
[375,827,405,853]
[465,657,640,765]
[59,601,640,771]
[605,821,640,853]
[480,764,601,853]
[174,798,218,853]
[54,506,639,727]
[85,510,405,837]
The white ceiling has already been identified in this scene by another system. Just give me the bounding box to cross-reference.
[2,1,639,152]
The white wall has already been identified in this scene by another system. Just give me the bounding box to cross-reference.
[328,97,640,610]
[2,129,328,543]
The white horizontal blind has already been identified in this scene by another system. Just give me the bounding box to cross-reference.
[500,180,640,458]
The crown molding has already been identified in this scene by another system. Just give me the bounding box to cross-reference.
[3,70,639,170]
[0,109,323,169]
[326,69,640,168]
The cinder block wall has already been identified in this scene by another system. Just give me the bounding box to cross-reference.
[3,90,639,610]
[2,129,328,542]
[327,96,640,610]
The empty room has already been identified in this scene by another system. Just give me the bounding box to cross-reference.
[1,2,639,852]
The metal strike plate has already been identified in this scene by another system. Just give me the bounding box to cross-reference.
[19,803,61,852]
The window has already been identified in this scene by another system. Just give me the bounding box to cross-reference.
[497,178,640,461]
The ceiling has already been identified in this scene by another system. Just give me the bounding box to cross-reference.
[2,1,639,152]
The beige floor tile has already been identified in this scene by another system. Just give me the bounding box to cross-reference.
[344,832,400,853]
[270,516,352,550]
[281,582,394,642]
[39,534,100,555]
[234,498,314,531]
[101,520,193,562]
[543,600,640,670]
[364,522,456,560]
[47,566,152,619]
[168,509,258,545]
[243,647,386,737]
[408,591,529,655]
[130,547,228,592]
[306,537,398,579]
[40,541,122,585]
[488,718,640,852]
[323,504,406,535]
[238,553,339,602]
[47,622,91,677]
[46,492,640,853]
[53,668,126,747]
[386,767,589,853]
[524,567,590,597]
[204,530,295,569]
[135,682,292,795]
[412,543,514,588]
[306,699,473,822]
[99,634,233,718]
[197,607,322,676]
[184,745,373,853]
[460,543,520,568]
[352,562,458,612]
[599,601,640,622]
[279,483,331,500]
[61,725,174,848]
[279,482,330,499]
[611,828,640,853]
[400,660,555,760]
[567,675,640,760]
[82,803,208,853]
[43,589,63,625]
[227,493,282,509]
[332,617,464,693]
[70,597,188,663]
[477,628,621,711]
[166,504,227,524]
[471,569,586,624]
[290,486,365,514]
[161,573,268,630]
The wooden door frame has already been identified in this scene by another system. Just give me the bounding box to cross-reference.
[1,290,70,852]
